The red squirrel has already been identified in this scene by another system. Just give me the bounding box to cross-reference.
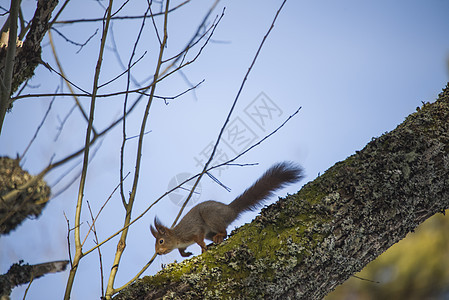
[150,162,304,257]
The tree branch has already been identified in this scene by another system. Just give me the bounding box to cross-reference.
[113,84,449,299]
[0,0,58,100]
[0,260,69,298]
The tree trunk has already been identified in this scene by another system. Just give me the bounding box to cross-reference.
[114,83,449,300]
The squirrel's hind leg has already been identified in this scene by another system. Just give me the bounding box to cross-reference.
[193,234,207,253]
[212,231,227,244]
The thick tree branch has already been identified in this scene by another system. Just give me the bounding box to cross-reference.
[0,0,58,96]
[0,156,50,234]
[0,260,69,298]
[113,83,449,299]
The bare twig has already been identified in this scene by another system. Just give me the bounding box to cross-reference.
[211,106,302,171]
[107,25,149,87]
[22,274,34,300]
[98,51,147,89]
[125,130,151,141]
[53,0,190,24]
[105,1,170,297]
[119,2,152,210]
[54,104,77,141]
[87,201,105,299]
[64,0,115,298]
[11,1,222,104]
[111,0,130,18]
[352,275,380,284]
[20,93,56,161]
[63,212,73,266]
[148,1,162,46]
[11,11,221,103]
[113,253,157,293]
[171,0,288,227]
[51,27,99,53]
[82,172,131,248]
[49,138,105,202]
[39,59,91,95]
[48,29,95,129]
[144,79,204,104]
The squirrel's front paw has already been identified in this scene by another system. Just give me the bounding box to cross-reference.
[179,248,193,257]
[180,251,192,257]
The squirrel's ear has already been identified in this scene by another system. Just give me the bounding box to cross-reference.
[150,225,158,238]
[154,217,167,235]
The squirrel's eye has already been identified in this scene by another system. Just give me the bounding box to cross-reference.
[159,239,164,244]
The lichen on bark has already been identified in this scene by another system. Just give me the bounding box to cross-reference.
[0,156,51,234]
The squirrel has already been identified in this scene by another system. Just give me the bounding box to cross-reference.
[150,162,304,257]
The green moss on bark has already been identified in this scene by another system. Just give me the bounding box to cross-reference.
[114,83,449,300]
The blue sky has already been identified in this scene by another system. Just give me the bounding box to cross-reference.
[1,0,449,299]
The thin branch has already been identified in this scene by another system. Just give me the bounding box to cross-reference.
[9,0,220,105]
[210,106,302,170]
[172,0,287,227]
[39,59,91,95]
[98,51,147,89]
[53,0,190,24]
[50,27,99,53]
[48,138,105,203]
[119,2,152,210]
[64,0,114,298]
[114,253,157,293]
[87,201,105,299]
[107,25,147,88]
[111,0,130,18]
[176,68,199,101]
[105,0,170,297]
[22,275,34,300]
[20,93,56,161]
[125,130,151,141]
[352,275,380,284]
[48,29,95,129]
[81,172,131,248]
[18,5,25,36]
[148,1,162,46]
[146,79,204,104]
[63,211,73,266]
[160,0,220,66]
[54,104,77,141]
[11,15,219,103]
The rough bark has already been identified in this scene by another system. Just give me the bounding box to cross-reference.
[0,260,69,297]
[0,0,58,96]
[0,157,50,235]
[114,84,449,300]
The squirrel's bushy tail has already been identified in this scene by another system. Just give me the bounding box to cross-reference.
[228,161,303,216]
